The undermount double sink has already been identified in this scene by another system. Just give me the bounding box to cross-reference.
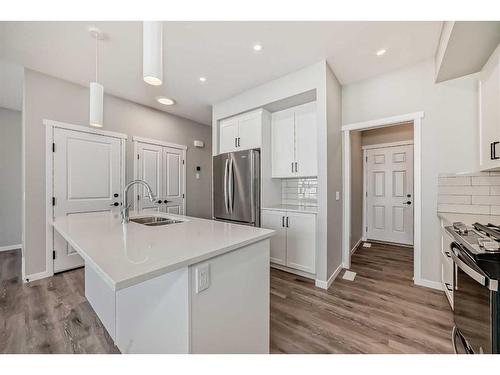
[130,216,183,227]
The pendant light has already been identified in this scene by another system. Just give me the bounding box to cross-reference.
[89,27,104,128]
[143,21,163,86]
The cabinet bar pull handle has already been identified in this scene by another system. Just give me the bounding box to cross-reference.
[493,142,500,160]
[286,216,289,228]
[295,162,298,173]
[291,162,294,173]
[282,216,285,227]
[235,138,237,148]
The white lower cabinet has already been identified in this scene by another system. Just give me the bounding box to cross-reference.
[262,209,316,274]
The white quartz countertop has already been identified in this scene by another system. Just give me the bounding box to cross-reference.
[52,212,274,290]
[262,204,318,214]
[438,212,500,226]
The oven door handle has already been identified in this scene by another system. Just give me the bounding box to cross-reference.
[451,251,487,287]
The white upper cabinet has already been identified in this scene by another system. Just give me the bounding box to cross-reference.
[294,102,318,177]
[271,102,317,178]
[479,44,500,171]
[271,108,296,177]
[218,109,263,154]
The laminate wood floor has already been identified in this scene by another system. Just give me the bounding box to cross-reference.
[270,242,454,353]
[1,242,453,354]
[0,249,119,353]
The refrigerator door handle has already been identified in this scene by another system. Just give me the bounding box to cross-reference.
[228,157,234,214]
[250,150,255,223]
[224,158,229,213]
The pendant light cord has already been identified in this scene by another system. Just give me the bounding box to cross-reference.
[95,34,99,83]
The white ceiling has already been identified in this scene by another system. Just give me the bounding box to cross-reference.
[0,21,443,125]
[0,59,24,111]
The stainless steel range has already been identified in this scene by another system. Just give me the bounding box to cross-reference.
[445,222,500,354]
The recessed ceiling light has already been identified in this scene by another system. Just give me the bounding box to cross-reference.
[376,49,387,56]
[199,77,207,83]
[156,96,175,106]
[253,43,263,52]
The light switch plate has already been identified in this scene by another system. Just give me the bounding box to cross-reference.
[196,263,210,293]
[335,191,340,200]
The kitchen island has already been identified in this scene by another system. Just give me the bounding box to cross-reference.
[52,211,274,354]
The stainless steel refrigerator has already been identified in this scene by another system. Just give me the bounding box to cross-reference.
[213,149,260,226]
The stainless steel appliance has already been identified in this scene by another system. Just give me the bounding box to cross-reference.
[213,149,260,226]
[446,222,500,354]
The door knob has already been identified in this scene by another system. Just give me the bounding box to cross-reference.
[157,200,163,204]
[405,201,412,205]
[114,193,119,198]
[110,202,119,207]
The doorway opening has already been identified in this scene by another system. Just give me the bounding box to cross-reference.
[342,112,426,287]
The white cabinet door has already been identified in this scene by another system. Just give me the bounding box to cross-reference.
[261,210,287,265]
[53,128,123,272]
[285,212,316,274]
[295,102,317,177]
[136,142,163,211]
[219,118,239,153]
[163,146,185,215]
[271,109,295,178]
[479,44,500,171]
[238,112,261,151]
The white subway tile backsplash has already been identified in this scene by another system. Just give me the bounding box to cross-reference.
[438,176,471,186]
[281,177,318,206]
[437,195,471,204]
[437,204,490,215]
[472,195,500,206]
[438,172,500,215]
[438,186,490,196]
[472,176,500,186]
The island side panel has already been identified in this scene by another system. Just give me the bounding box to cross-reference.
[85,264,116,341]
[189,239,270,354]
[115,267,189,354]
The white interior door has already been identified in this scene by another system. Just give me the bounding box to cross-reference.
[53,128,123,272]
[136,142,163,213]
[366,144,414,245]
[163,146,185,215]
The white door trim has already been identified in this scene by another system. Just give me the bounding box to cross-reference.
[342,112,426,288]
[133,138,187,214]
[361,140,414,151]
[43,119,128,140]
[362,142,414,245]
[39,120,126,282]
[132,136,187,150]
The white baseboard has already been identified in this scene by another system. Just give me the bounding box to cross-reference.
[24,270,52,283]
[270,263,315,280]
[415,277,443,291]
[350,238,362,255]
[315,263,343,290]
[0,244,22,252]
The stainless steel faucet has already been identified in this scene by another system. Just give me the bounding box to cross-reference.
[121,179,155,223]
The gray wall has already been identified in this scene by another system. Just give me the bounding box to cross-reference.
[325,63,343,279]
[0,107,22,248]
[23,69,212,277]
[343,59,479,285]
[361,122,413,145]
[350,130,363,250]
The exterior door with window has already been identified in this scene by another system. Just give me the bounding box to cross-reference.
[53,128,124,272]
[366,144,414,245]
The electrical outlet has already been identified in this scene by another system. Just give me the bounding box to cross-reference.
[196,264,210,293]
[335,191,340,200]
